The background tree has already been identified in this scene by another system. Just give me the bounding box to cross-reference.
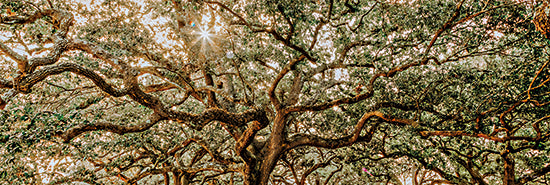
[0,0,548,184]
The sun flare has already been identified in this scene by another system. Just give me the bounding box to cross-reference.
[198,26,213,42]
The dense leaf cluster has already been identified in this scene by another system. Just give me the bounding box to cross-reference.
[0,0,549,184]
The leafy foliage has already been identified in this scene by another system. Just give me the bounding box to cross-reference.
[0,0,549,184]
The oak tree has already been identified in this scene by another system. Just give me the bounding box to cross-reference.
[0,0,549,184]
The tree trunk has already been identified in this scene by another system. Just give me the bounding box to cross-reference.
[243,159,262,185]
[173,171,181,185]
[240,114,287,185]
[502,154,516,185]
[257,114,288,184]
[163,172,170,185]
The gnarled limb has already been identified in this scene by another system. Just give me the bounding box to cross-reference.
[0,39,28,74]
[285,111,384,149]
[27,38,70,73]
[269,55,305,111]
[298,156,336,185]
[168,107,269,131]
[16,62,127,96]
[0,9,55,25]
[0,78,13,89]
[418,130,539,143]
[518,164,550,184]
[59,113,163,142]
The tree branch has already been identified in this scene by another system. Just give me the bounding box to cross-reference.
[59,113,163,142]
[0,9,54,25]
[168,107,269,131]
[423,0,466,58]
[0,40,28,73]
[299,156,336,185]
[269,55,306,110]
[418,130,539,143]
[17,62,127,96]
[518,164,550,184]
[0,78,13,89]
[285,111,383,149]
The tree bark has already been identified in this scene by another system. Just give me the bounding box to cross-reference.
[173,171,181,185]
[502,154,516,185]
[243,158,262,185]
[257,114,288,184]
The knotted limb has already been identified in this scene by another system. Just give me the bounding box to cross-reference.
[285,111,417,150]
[0,7,271,144]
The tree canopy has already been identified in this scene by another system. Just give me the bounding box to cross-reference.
[0,0,549,184]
